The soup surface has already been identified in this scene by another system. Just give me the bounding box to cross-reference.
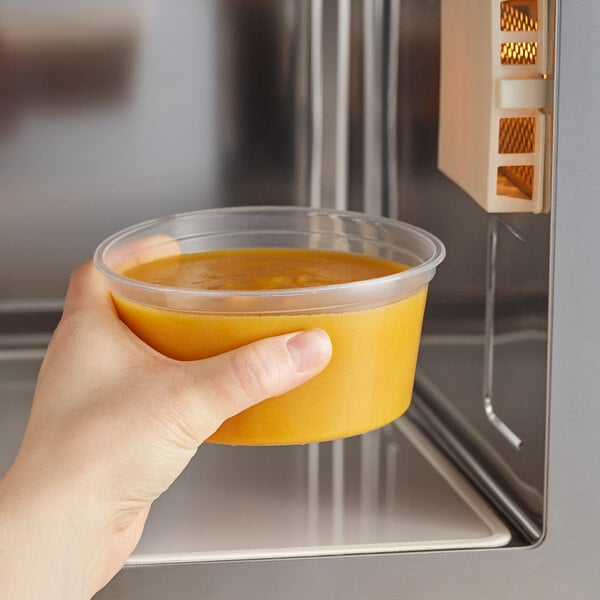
[121,247,407,290]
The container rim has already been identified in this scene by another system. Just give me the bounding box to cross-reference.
[93,206,446,299]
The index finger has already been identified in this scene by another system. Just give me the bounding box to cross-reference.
[69,233,181,319]
[63,261,116,319]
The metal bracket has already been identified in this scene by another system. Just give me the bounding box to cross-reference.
[483,217,524,450]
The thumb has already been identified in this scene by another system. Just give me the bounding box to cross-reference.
[169,329,333,442]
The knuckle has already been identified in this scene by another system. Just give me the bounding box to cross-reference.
[228,344,278,404]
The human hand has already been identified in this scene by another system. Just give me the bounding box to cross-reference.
[0,262,332,599]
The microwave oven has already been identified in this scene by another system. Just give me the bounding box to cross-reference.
[0,1,599,598]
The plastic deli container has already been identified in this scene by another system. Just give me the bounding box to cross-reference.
[94,206,445,445]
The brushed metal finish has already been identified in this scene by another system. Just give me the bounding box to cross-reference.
[0,0,311,301]
[100,0,600,597]
[0,352,510,563]
[387,0,550,528]
[2,0,598,597]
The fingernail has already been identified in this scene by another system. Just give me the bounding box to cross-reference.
[286,329,332,374]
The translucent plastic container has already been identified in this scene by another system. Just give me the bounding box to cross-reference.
[94,206,445,445]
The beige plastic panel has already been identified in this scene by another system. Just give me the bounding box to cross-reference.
[438,0,550,213]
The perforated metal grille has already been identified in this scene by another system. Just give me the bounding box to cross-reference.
[500,1,538,65]
[498,117,535,154]
[497,165,534,200]
[500,1,538,32]
[501,42,538,65]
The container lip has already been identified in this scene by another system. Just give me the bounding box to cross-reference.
[93,206,446,299]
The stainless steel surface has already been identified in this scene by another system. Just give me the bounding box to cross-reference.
[483,218,526,450]
[2,0,599,597]
[309,0,324,209]
[102,0,600,588]
[414,331,546,538]
[362,0,384,216]
[0,0,313,302]
[0,349,509,562]
[100,1,599,597]
[334,0,350,211]
[127,416,513,558]
[387,0,550,528]
[410,392,542,543]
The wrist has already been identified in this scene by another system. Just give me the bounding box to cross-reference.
[0,468,106,600]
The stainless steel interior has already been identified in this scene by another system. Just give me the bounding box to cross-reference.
[0,349,510,562]
[5,1,595,599]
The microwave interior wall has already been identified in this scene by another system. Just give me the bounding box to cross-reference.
[0,0,551,578]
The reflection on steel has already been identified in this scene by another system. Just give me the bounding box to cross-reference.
[332,438,345,544]
[484,217,525,450]
[363,0,384,216]
[335,0,351,211]
[308,442,320,545]
[310,0,324,209]
[384,431,398,520]
[386,0,401,220]
[360,428,381,538]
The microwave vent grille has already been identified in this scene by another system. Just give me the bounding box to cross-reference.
[438,0,551,213]
[500,0,538,31]
[497,165,534,199]
[498,117,535,154]
[500,41,538,65]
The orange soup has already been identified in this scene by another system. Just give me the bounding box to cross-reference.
[113,248,427,445]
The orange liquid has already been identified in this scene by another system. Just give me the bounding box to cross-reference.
[114,248,427,445]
